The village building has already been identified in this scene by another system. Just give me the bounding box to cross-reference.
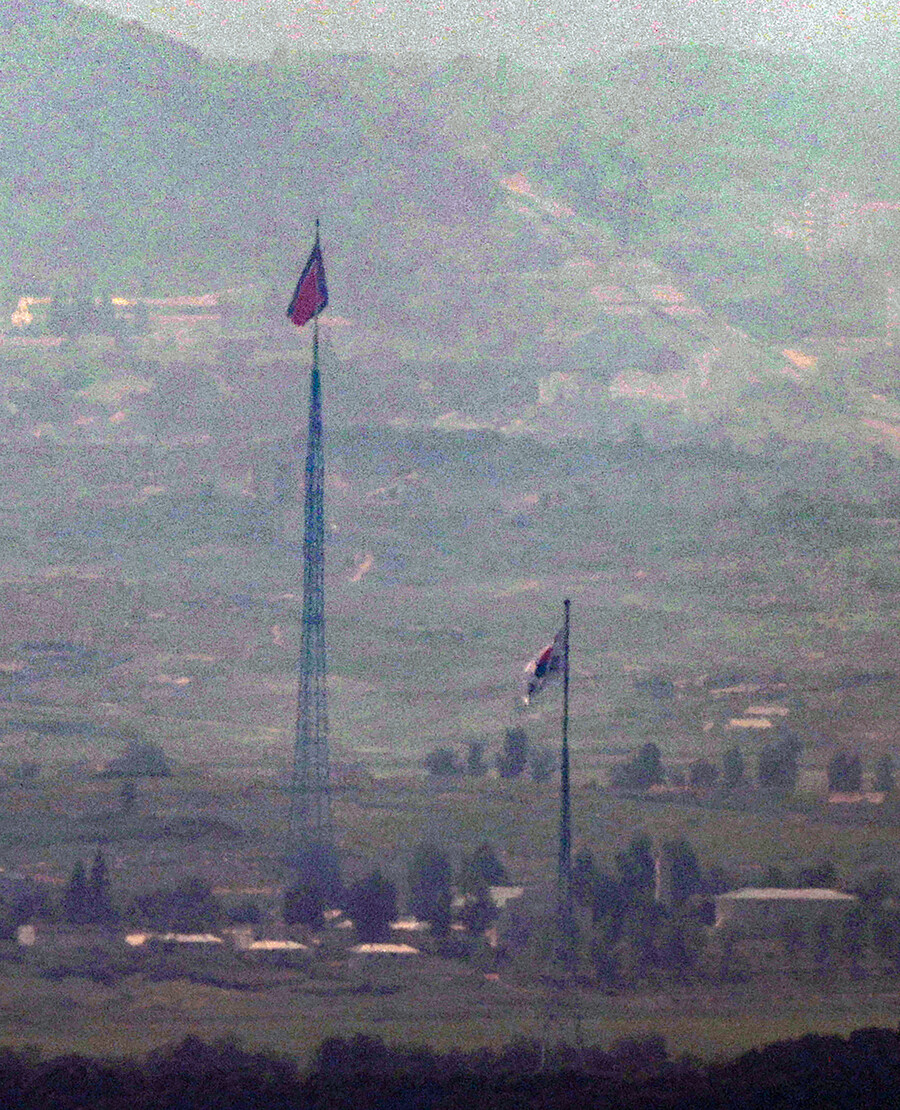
[714,888,857,934]
[349,942,420,957]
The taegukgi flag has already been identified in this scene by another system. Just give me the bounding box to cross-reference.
[287,235,328,327]
[523,625,565,704]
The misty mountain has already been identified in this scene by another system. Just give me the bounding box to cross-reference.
[4,3,900,457]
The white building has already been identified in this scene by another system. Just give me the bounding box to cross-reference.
[714,888,857,934]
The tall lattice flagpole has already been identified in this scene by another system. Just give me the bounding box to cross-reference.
[286,225,333,865]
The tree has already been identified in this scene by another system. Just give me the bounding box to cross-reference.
[610,743,664,790]
[656,915,704,975]
[664,840,704,907]
[592,873,627,944]
[133,879,220,932]
[101,739,170,778]
[424,747,462,777]
[688,760,718,789]
[758,739,801,794]
[225,900,262,926]
[408,844,452,936]
[572,851,597,908]
[875,754,895,794]
[88,849,115,925]
[615,835,655,906]
[722,747,744,790]
[62,861,89,925]
[119,780,137,813]
[290,843,342,905]
[497,728,528,779]
[457,844,509,894]
[457,886,498,935]
[466,741,486,777]
[797,860,837,888]
[283,881,325,929]
[527,745,557,784]
[345,872,397,943]
[827,750,862,792]
[840,904,867,978]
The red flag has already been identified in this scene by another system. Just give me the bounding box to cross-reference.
[523,625,565,704]
[287,237,328,327]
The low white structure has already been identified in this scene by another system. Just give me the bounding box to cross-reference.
[247,939,308,952]
[488,886,525,909]
[389,917,431,933]
[350,942,420,956]
[125,931,223,947]
[714,888,857,933]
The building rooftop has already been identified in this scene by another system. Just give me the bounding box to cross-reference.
[718,888,856,901]
[248,939,308,951]
[350,942,420,955]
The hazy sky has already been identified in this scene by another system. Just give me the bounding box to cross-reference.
[80,0,900,68]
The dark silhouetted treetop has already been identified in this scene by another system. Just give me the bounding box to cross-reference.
[408,844,452,937]
[62,861,89,925]
[875,753,895,794]
[827,749,862,792]
[466,741,487,777]
[100,740,170,778]
[130,878,221,932]
[458,844,510,893]
[88,849,115,925]
[688,759,718,789]
[610,743,664,790]
[497,727,528,779]
[615,834,656,905]
[663,840,704,907]
[345,872,397,943]
[757,738,801,794]
[722,746,744,789]
[424,746,463,776]
[283,881,325,929]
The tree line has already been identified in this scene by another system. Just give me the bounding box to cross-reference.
[0,841,512,944]
[425,728,556,782]
[1,1027,900,1108]
[610,740,896,796]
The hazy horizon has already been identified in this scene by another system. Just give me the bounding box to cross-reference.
[78,0,900,72]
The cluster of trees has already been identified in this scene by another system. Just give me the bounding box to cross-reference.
[56,855,236,933]
[284,841,510,943]
[0,851,120,935]
[424,729,556,783]
[62,851,115,926]
[828,749,895,793]
[610,741,897,799]
[569,835,710,984]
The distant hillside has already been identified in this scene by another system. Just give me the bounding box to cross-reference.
[4,6,900,458]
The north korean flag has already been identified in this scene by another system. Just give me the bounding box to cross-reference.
[287,236,328,328]
[523,625,566,704]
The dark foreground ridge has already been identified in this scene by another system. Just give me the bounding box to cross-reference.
[2,1028,900,1109]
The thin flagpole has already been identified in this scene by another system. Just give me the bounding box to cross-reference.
[558,598,573,954]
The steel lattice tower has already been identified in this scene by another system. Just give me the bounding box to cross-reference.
[288,320,334,855]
